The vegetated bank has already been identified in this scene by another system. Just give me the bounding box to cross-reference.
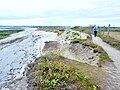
[25,30,113,90]
[65,30,112,66]
[26,54,103,90]
[0,30,23,39]
[71,38,112,66]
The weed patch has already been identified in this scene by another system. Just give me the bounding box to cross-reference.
[27,54,101,90]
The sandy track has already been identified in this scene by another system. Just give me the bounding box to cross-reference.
[93,36,120,90]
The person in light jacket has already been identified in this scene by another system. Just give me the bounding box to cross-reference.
[93,25,99,37]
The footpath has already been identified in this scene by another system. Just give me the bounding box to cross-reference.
[93,36,120,90]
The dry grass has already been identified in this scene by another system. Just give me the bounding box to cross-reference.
[36,28,64,36]
[104,32,120,41]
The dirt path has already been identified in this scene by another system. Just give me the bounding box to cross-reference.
[92,36,120,90]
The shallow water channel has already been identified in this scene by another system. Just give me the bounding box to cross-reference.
[0,28,57,84]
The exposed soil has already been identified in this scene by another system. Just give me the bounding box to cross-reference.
[43,41,100,66]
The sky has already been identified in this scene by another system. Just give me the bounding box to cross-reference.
[0,0,120,26]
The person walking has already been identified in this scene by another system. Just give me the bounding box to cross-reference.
[93,25,99,37]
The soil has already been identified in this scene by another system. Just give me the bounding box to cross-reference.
[43,41,100,66]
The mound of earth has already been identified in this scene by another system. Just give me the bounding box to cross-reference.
[43,41,100,66]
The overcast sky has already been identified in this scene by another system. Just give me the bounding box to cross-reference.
[0,0,120,26]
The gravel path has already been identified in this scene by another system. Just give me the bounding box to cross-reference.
[92,36,120,90]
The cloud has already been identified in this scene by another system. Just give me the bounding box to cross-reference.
[0,0,120,26]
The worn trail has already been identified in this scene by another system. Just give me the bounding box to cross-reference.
[93,36,120,90]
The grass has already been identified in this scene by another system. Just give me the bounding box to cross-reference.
[71,27,93,40]
[96,46,112,66]
[27,54,102,90]
[71,27,85,32]
[71,38,86,44]
[65,31,80,40]
[98,34,120,50]
[107,32,120,41]
[0,30,23,39]
[72,27,120,50]
[71,38,112,66]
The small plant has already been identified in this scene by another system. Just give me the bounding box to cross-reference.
[66,31,70,34]
[65,36,69,39]
[83,41,98,48]
[28,54,101,90]
[71,38,86,44]
[82,29,85,32]
[93,85,97,90]
[72,32,79,36]
[59,55,65,59]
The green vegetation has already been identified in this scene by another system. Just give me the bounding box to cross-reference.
[72,32,79,36]
[72,26,120,32]
[0,30,23,39]
[98,34,120,50]
[66,31,80,40]
[71,38,97,48]
[109,27,120,32]
[71,38,112,66]
[95,46,112,66]
[71,27,85,32]
[27,54,101,90]
[71,38,86,44]
[82,41,98,48]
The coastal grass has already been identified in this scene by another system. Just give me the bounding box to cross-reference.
[0,30,23,39]
[27,54,102,90]
[108,32,120,41]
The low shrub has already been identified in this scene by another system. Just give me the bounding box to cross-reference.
[27,54,101,90]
